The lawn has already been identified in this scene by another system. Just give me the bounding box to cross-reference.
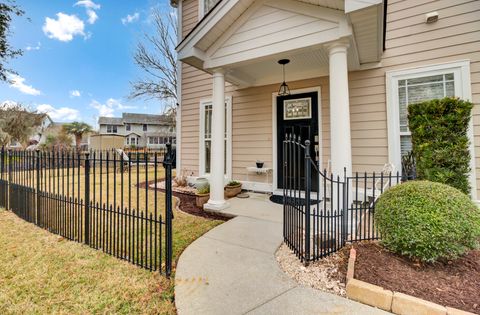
[0,189,222,314]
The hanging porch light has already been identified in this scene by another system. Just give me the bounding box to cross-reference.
[278,59,291,96]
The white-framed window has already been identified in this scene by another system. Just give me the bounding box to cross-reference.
[127,136,137,146]
[199,96,232,178]
[126,124,131,131]
[397,73,455,156]
[106,125,117,133]
[386,60,476,197]
[199,0,220,17]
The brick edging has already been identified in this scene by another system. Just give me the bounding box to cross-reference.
[345,248,475,315]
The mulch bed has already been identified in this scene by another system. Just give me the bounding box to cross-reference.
[138,179,228,221]
[353,242,480,314]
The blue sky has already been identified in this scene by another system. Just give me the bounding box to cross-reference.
[1,0,174,127]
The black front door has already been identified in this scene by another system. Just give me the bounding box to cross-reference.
[277,92,319,191]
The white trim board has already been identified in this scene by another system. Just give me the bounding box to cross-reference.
[176,1,183,172]
[272,86,323,192]
[386,60,477,199]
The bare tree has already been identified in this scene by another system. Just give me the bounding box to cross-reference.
[130,9,178,118]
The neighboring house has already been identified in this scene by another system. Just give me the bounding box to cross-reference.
[97,113,175,149]
[171,0,480,210]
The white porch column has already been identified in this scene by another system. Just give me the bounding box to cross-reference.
[205,69,229,211]
[328,42,352,179]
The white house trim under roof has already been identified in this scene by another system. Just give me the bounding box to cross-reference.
[386,59,477,200]
[177,0,384,88]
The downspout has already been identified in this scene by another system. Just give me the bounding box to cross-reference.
[383,0,388,51]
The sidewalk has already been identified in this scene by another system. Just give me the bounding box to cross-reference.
[174,194,390,315]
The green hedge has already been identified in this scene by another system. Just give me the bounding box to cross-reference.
[375,181,480,262]
[408,97,473,194]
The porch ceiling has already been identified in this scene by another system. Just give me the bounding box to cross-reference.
[177,0,384,87]
[226,43,358,88]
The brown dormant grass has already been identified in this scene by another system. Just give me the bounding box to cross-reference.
[1,166,223,313]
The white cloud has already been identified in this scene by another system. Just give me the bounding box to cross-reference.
[74,0,100,10]
[86,9,98,24]
[70,90,81,97]
[90,100,114,117]
[8,74,41,96]
[37,104,80,122]
[90,98,137,117]
[26,42,41,51]
[75,1,100,25]
[43,13,85,42]
[122,12,140,25]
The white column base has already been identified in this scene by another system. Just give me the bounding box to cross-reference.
[204,200,230,211]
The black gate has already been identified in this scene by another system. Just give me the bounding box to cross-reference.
[283,135,400,264]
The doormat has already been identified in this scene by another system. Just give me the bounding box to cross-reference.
[269,194,317,206]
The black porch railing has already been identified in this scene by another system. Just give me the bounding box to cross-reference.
[283,134,401,264]
[0,145,175,276]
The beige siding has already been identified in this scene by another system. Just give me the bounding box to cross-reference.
[230,77,330,183]
[349,0,480,196]
[182,0,199,38]
[179,0,480,195]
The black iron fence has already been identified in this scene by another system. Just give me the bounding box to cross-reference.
[283,135,401,264]
[0,145,175,276]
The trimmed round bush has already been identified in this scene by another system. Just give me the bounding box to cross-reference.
[375,181,480,262]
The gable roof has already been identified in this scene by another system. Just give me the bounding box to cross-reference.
[98,113,172,126]
[122,113,171,125]
[98,117,124,125]
[176,0,384,83]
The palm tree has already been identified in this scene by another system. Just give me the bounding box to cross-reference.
[63,122,92,151]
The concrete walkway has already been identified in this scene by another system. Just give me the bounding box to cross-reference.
[175,194,390,315]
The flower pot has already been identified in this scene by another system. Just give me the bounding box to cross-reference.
[194,177,209,190]
[256,162,264,169]
[224,184,242,198]
[195,193,210,208]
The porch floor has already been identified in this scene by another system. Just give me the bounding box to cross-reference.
[174,193,390,315]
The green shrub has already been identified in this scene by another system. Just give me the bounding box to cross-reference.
[375,181,480,262]
[408,97,473,194]
[197,184,210,194]
[227,180,241,187]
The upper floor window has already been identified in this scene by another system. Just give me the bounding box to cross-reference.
[200,0,220,17]
[106,125,117,133]
[126,124,131,131]
[143,124,148,131]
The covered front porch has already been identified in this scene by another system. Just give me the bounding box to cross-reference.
[177,0,384,210]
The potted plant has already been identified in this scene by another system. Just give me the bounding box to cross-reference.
[256,160,264,168]
[195,184,210,208]
[225,180,242,198]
